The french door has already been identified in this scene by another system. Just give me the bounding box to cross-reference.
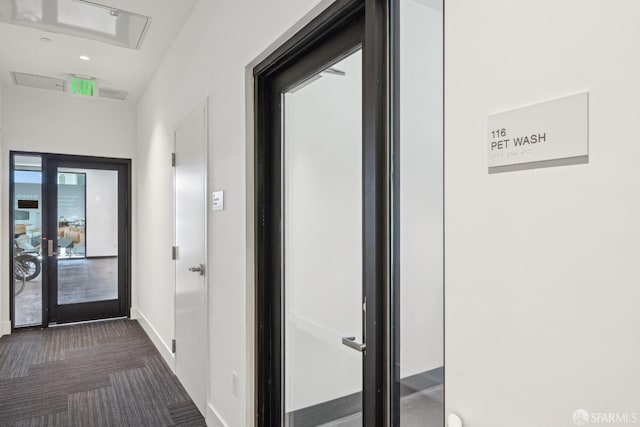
[11,152,131,328]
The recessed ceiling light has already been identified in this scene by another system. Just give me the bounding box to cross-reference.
[79,55,90,61]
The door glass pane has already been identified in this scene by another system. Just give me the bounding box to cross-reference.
[283,49,363,425]
[57,168,118,304]
[397,0,444,424]
[13,155,43,327]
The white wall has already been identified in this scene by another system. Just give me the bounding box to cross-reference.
[446,0,640,425]
[0,83,5,336]
[135,1,336,425]
[0,85,136,333]
[0,83,3,129]
[1,86,136,158]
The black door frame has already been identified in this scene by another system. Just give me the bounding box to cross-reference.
[254,0,391,425]
[9,151,132,330]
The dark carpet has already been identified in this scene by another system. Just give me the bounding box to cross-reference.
[0,319,206,427]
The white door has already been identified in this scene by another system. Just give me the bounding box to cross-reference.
[174,105,208,415]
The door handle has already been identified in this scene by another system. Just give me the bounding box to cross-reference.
[47,240,58,257]
[188,264,205,276]
[342,336,366,352]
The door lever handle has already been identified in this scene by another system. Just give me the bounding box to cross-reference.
[342,336,366,352]
[188,264,205,276]
[47,240,58,257]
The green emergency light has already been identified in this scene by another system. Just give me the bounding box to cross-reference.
[70,78,95,96]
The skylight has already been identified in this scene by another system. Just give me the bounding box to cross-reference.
[0,0,151,49]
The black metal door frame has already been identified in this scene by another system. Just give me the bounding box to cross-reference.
[44,154,131,324]
[254,0,391,425]
[9,151,132,329]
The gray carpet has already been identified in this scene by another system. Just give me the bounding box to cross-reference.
[0,319,206,426]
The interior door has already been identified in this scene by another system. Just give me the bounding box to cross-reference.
[174,105,208,416]
[255,6,390,424]
[43,156,130,324]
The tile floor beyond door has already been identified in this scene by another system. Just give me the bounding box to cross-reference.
[317,385,444,427]
[14,258,119,328]
[0,319,206,427]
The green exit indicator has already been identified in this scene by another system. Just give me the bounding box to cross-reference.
[70,78,95,96]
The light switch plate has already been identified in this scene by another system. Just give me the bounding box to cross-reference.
[212,191,224,211]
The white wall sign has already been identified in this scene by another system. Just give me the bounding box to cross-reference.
[212,191,224,211]
[487,92,588,169]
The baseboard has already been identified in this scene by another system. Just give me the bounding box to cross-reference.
[206,403,229,427]
[0,321,11,337]
[130,307,175,372]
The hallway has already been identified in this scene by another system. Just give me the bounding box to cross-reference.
[0,319,205,426]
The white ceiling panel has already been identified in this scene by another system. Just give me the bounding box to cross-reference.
[12,71,65,91]
[0,0,152,49]
[0,0,198,101]
[98,86,127,101]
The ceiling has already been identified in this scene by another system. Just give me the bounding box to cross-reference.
[0,0,199,101]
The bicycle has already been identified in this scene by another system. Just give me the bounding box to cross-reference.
[13,240,42,296]
[14,260,27,296]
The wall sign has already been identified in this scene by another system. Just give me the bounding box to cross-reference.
[488,92,589,169]
[212,191,224,211]
[18,200,39,209]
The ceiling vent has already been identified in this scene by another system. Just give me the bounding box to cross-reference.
[98,87,128,101]
[0,0,151,49]
[11,71,65,92]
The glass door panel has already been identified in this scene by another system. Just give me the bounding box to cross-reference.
[44,157,128,325]
[56,168,118,305]
[12,154,44,328]
[393,0,444,425]
[283,49,364,425]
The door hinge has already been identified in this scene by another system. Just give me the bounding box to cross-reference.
[172,246,178,260]
[172,339,176,353]
[171,152,176,167]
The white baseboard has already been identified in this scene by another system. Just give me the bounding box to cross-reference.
[130,307,175,372]
[206,403,229,427]
[0,321,11,337]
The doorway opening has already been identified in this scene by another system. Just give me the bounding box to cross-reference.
[254,0,444,425]
[10,152,132,329]
[254,1,385,425]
